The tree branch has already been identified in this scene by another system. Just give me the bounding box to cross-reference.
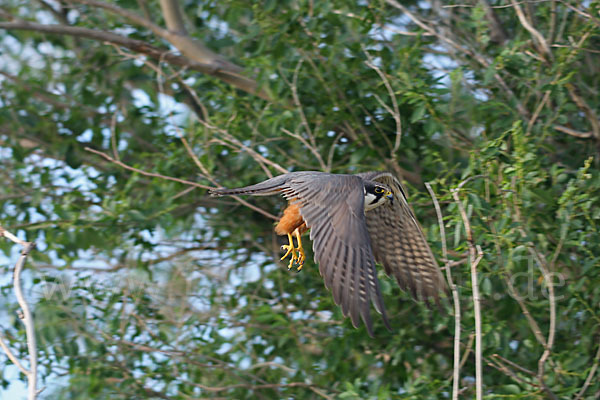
[565,83,600,140]
[363,47,402,158]
[71,0,238,71]
[84,147,278,221]
[0,15,267,99]
[425,183,461,400]
[73,0,270,100]
[510,177,558,400]
[0,226,38,400]
[477,0,507,43]
[385,0,529,118]
[451,177,485,400]
[574,336,600,400]
[511,0,552,59]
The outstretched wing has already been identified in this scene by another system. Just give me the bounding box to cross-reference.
[210,171,390,336]
[281,173,390,336]
[357,172,446,304]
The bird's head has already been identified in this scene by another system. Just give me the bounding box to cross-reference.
[363,181,393,211]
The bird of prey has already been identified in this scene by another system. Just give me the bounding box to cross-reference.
[210,171,446,336]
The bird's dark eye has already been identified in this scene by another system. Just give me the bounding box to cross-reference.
[374,187,384,194]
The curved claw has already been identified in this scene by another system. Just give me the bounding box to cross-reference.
[280,233,297,270]
[280,230,307,271]
[296,247,306,271]
[280,244,295,261]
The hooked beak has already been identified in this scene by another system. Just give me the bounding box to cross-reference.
[386,191,394,205]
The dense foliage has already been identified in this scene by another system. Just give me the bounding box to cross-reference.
[0,0,599,398]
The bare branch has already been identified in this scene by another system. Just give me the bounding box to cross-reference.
[510,177,558,400]
[565,83,600,140]
[158,0,187,35]
[183,381,331,394]
[492,354,537,377]
[0,15,267,99]
[282,128,326,171]
[197,120,288,176]
[477,0,507,43]
[554,125,592,139]
[559,1,600,26]
[72,0,240,71]
[363,47,402,157]
[384,0,529,118]
[71,0,169,37]
[503,272,547,347]
[487,357,540,389]
[452,179,484,400]
[277,59,327,170]
[425,183,461,400]
[331,9,434,36]
[0,332,29,375]
[0,226,38,400]
[84,147,278,220]
[0,21,211,74]
[511,0,552,58]
[291,60,317,149]
[84,147,211,189]
[459,333,475,371]
[527,90,551,134]
[575,338,600,400]
[326,130,345,171]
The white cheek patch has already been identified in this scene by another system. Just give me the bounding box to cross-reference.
[364,193,379,211]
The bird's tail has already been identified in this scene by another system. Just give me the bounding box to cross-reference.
[209,175,289,197]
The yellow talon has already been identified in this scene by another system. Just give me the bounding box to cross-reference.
[280,233,295,259]
[280,233,297,270]
[295,230,305,271]
[280,230,306,271]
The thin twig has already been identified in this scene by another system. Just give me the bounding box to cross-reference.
[178,134,277,218]
[425,183,460,400]
[511,0,552,58]
[384,0,528,118]
[0,332,29,375]
[84,147,278,220]
[0,226,38,400]
[526,90,551,134]
[330,9,434,36]
[179,135,212,177]
[459,333,475,371]
[486,357,540,389]
[575,338,600,400]
[443,0,552,9]
[363,47,402,157]
[452,178,484,400]
[290,59,317,149]
[196,120,288,175]
[85,147,212,188]
[492,353,537,376]
[326,130,345,171]
[554,125,592,139]
[110,111,120,160]
[559,1,600,25]
[565,82,600,139]
[281,128,326,171]
[503,272,547,346]
[510,177,558,400]
[279,59,327,171]
[492,184,552,351]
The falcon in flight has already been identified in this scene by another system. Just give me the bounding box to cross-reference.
[210,171,446,336]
